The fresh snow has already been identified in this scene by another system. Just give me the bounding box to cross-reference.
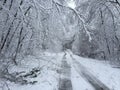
[72,54,120,90]
[2,51,120,90]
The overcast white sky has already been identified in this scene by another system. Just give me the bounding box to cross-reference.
[67,0,76,9]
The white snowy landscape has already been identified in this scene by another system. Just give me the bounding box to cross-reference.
[0,0,120,90]
[1,50,120,90]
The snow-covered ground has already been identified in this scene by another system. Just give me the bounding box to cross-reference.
[1,51,120,90]
[72,54,120,90]
[5,52,64,90]
[71,66,95,90]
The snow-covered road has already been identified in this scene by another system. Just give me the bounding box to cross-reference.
[5,51,120,90]
[59,51,110,90]
[58,53,73,90]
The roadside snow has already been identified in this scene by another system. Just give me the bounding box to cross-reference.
[6,52,64,90]
[71,66,95,90]
[72,53,120,90]
[1,51,120,90]
[8,69,59,90]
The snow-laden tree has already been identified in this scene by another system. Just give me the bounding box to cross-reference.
[88,0,120,62]
[0,0,46,84]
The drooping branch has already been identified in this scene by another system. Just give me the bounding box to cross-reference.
[52,0,92,41]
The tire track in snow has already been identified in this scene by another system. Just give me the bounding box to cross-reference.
[69,53,110,90]
[58,53,73,90]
